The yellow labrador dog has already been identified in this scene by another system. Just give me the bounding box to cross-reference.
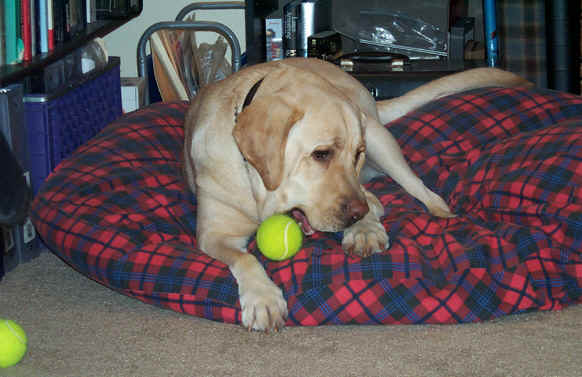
[183,58,530,331]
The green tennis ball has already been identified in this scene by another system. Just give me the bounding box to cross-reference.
[257,214,303,261]
[0,319,27,368]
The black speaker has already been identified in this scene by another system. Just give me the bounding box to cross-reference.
[545,0,581,94]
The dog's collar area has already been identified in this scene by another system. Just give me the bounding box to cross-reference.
[235,77,265,125]
[237,77,264,167]
[242,77,265,110]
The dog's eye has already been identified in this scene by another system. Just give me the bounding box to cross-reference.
[312,149,333,162]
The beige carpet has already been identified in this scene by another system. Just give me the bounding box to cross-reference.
[1,251,581,377]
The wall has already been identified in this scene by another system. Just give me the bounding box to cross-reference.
[103,0,246,77]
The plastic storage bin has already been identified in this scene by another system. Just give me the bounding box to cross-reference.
[24,57,122,194]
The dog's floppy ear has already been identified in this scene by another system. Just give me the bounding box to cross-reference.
[233,96,304,191]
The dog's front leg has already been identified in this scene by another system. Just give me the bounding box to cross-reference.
[230,251,288,331]
[342,188,389,257]
[196,197,288,332]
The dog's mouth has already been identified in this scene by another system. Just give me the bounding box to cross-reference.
[290,208,315,236]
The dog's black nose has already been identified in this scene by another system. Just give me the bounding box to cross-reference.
[344,198,369,226]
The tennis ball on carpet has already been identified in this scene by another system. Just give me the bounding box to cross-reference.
[0,319,27,368]
[257,214,303,261]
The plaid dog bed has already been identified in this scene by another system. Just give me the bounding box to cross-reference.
[31,86,582,326]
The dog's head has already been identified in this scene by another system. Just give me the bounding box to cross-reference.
[233,68,370,233]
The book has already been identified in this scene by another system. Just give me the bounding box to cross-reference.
[52,0,86,43]
[21,0,32,61]
[282,0,299,58]
[39,0,49,53]
[265,13,283,61]
[66,0,87,39]
[0,3,5,65]
[29,0,36,57]
[47,0,54,49]
[5,0,25,64]
[52,0,65,43]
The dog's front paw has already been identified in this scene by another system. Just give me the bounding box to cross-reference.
[238,275,288,332]
[342,218,389,258]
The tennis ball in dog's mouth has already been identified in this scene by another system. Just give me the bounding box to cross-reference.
[256,214,303,261]
[0,319,27,368]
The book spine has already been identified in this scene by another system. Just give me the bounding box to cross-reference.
[16,0,24,60]
[62,0,86,38]
[265,16,283,62]
[61,0,85,40]
[0,3,5,65]
[64,0,69,36]
[21,0,32,61]
[47,0,53,49]
[5,0,22,64]
[283,1,299,58]
[75,0,87,36]
[53,0,66,43]
[30,0,36,56]
[39,0,48,53]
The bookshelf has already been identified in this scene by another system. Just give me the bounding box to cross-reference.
[0,2,143,87]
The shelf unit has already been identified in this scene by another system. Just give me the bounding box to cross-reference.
[0,2,143,87]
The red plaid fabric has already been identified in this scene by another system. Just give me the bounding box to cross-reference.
[31,87,582,326]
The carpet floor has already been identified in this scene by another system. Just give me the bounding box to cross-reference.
[1,252,581,377]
